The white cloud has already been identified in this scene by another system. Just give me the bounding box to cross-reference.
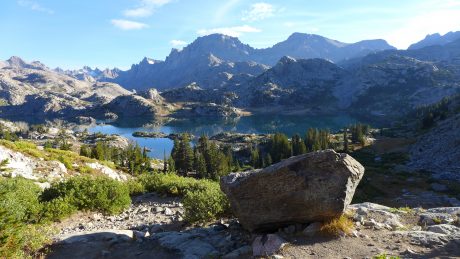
[197,25,261,37]
[385,5,460,49]
[124,0,171,18]
[170,40,187,47]
[111,19,149,30]
[242,2,275,22]
[123,7,153,18]
[17,0,54,14]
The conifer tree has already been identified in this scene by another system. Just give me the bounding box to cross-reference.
[292,133,307,155]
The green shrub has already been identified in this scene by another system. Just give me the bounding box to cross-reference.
[0,223,54,259]
[183,186,230,223]
[41,196,77,221]
[42,175,131,215]
[0,178,54,258]
[58,155,73,170]
[0,177,43,224]
[136,172,229,222]
[77,165,94,174]
[126,178,145,195]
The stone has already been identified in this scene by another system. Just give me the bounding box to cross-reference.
[348,202,391,212]
[220,150,365,231]
[427,224,460,235]
[384,217,404,231]
[133,230,150,240]
[283,225,296,235]
[222,245,252,259]
[426,207,460,215]
[152,231,219,258]
[403,231,448,247]
[302,222,322,237]
[57,230,133,244]
[164,208,174,216]
[252,234,287,257]
[419,212,456,225]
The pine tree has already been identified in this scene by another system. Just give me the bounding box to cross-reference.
[264,153,272,166]
[292,134,307,155]
[343,128,349,153]
[195,152,207,178]
[163,150,167,173]
[250,147,260,168]
[269,133,291,163]
[167,157,176,172]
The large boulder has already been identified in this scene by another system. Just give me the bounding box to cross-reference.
[220,150,364,231]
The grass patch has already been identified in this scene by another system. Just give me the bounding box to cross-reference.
[320,215,354,237]
[389,207,413,214]
[0,140,117,174]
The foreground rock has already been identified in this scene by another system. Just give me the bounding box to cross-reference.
[220,150,365,231]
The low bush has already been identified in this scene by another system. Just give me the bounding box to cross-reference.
[58,155,73,170]
[41,175,131,215]
[40,196,77,221]
[0,177,55,258]
[135,173,230,222]
[126,178,145,195]
[183,185,230,223]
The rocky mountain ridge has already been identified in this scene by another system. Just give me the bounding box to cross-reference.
[109,33,394,90]
[408,31,460,50]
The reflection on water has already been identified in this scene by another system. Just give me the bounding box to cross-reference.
[89,114,360,159]
[1,114,366,159]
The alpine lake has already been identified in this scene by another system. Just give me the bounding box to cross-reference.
[87,114,362,159]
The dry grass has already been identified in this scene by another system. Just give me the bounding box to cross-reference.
[320,215,354,237]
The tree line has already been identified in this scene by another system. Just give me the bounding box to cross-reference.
[168,134,236,180]
[80,141,151,175]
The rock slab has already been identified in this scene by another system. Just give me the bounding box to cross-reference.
[220,150,365,231]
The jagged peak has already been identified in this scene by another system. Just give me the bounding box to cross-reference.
[277,56,297,64]
[7,56,27,67]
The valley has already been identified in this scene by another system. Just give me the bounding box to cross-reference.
[1,27,460,259]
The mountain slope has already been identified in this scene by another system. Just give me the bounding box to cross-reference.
[111,33,394,91]
[253,33,394,65]
[0,57,131,118]
[408,31,460,50]
[235,57,344,112]
[113,51,268,91]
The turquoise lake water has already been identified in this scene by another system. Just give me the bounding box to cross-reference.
[88,114,360,159]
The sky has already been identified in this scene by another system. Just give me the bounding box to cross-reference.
[1,0,460,69]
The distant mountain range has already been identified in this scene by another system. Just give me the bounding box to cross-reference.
[62,31,460,92]
[1,31,460,122]
[408,31,460,50]
[108,33,395,90]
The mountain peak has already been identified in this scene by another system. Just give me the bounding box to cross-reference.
[140,57,157,65]
[409,31,460,50]
[7,56,27,67]
[277,56,297,64]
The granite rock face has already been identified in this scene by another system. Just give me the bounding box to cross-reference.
[220,150,365,231]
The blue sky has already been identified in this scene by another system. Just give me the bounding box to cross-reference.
[1,0,460,69]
